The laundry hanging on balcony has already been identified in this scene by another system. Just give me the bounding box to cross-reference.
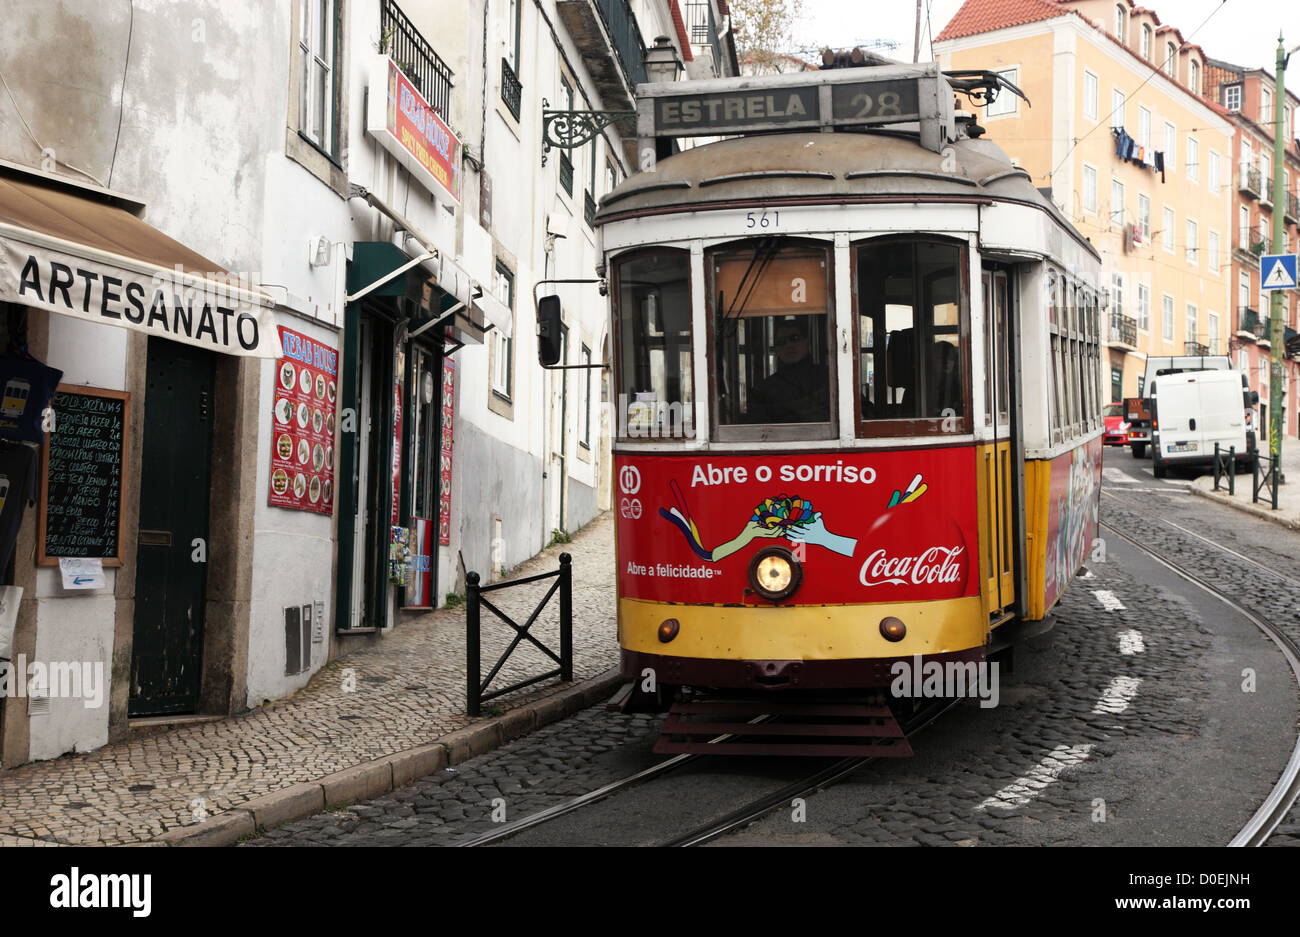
[1112,127,1164,182]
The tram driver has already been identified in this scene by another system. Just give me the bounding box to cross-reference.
[748,317,830,424]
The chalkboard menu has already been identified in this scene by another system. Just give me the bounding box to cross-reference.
[39,384,130,566]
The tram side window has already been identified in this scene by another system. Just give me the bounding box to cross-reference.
[710,241,833,430]
[856,239,965,428]
[615,249,693,438]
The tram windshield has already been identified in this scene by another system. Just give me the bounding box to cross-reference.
[710,241,833,431]
[857,239,966,426]
[614,249,694,438]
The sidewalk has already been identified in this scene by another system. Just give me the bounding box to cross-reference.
[1190,444,1300,530]
[0,513,621,846]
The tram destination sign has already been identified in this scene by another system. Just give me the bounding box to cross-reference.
[640,65,950,151]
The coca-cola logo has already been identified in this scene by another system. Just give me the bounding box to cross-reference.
[859,546,966,587]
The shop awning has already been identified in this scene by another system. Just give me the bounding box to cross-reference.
[0,172,279,358]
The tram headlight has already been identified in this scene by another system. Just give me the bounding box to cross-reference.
[748,546,802,602]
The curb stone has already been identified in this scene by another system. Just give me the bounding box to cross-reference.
[1188,480,1300,531]
[153,668,627,846]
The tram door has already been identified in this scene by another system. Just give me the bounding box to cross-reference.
[981,268,1015,614]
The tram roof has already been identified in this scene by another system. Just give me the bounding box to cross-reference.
[595,130,1099,263]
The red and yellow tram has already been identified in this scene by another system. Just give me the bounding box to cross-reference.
[583,63,1103,753]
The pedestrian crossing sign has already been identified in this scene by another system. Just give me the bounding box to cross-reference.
[1261,253,1298,290]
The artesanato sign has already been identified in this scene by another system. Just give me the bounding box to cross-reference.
[0,239,280,358]
[366,55,462,205]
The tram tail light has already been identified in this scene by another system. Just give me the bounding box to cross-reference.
[879,617,907,642]
[658,618,680,643]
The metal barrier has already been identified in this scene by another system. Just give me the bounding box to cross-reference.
[466,554,572,716]
[1212,443,1237,495]
[1253,452,1280,510]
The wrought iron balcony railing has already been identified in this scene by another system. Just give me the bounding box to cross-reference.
[1239,305,1259,335]
[584,190,596,227]
[381,0,454,118]
[1287,191,1300,223]
[1108,312,1137,347]
[1239,165,1261,198]
[595,0,648,88]
[1184,341,1209,356]
[559,152,574,195]
[685,1,724,74]
[501,57,522,120]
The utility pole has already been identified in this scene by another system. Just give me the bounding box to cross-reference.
[914,0,922,63]
[1270,34,1298,481]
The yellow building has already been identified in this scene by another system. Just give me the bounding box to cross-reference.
[936,0,1234,403]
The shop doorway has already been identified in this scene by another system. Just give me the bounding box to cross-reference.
[130,338,215,715]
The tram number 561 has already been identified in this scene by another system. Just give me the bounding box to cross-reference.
[745,209,780,229]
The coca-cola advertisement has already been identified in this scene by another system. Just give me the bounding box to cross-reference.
[615,448,977,605]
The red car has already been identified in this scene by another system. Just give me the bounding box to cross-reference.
[1103,402,1129,446]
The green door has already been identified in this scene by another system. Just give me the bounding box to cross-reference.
[130,338,215,715]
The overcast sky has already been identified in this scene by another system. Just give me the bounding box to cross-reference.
[795,0,1300,95]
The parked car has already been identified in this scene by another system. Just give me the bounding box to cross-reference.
[1102,402,1129,446]
[1150,369,1256,478]
[1123,354,1231,459]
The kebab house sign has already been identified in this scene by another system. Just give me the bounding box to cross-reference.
[366,55,462,205]
[269,326,337,515]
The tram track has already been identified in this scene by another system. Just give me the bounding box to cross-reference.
[1097,513,1300,846]
[458,698,959,848]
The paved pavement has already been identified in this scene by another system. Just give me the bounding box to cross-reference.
[0,513,621,846]
[1188,443,1300,529]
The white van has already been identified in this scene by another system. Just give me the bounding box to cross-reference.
[1150,369,1255,478]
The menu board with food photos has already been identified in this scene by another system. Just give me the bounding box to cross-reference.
[269,327,337,515]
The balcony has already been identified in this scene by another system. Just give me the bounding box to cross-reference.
[380,0,454,118]
[557,0,647,116]
[1262,178,1274,208]
[584,189,596,227]
[500,57,522,120]
[1287,191,1299,224]
[1239,165,1261,199]
[1108,312,1137,349]
[1184,341,1210,356]
[686,1,724,76]
[1239,305,1260,336]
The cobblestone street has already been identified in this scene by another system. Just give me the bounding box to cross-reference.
[0,515,619,845]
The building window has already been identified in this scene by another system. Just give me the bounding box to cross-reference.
[1165,42,1177,78]
[1186,303,1198,345]
[1207,311,1219,353]
[1186,136,1198,182]
[580,344,592,448]
[606,160,619,194]
[1083,164,1097,213]
[1162,206,1175,253]
[1112,272,1124,316]
[1240,204,1250,249]
[1141,24,1152,60]
[1138,106,1150,150]
[1110,178,1125,228]
[298,0,338,153]
[1225,84,1241,111]
[1115,4,1126,42]
[1162,293,1174,341]
[1208,230,1219,273]
[501,0,523,118]
[491,263,514,399]
[1137,282,1151,331]
[1186,219,1197,266]
[1261,87,1273,126]
[1084,70,1098,120]
[559,75,575,196]
[1111,88,1125,127]
[505,0,521,69]
[1163,122,1175,171]
[1209,150,1220,195]
[585,137,598,227]
[988,67,1019,117]
[1138,193,1150,241]
[1189,60,1200,95]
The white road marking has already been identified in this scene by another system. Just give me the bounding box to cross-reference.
[1118,630,1145,655]
[1141,467,1154,476]
[1103,467,1140,485]
[1093,589,1126,611]
[1092,675,1143,714]
[976,744,1095,810]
